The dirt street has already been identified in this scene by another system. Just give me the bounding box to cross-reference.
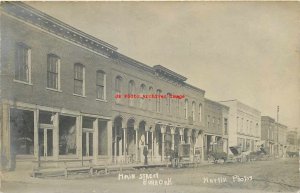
[2,158,299,193]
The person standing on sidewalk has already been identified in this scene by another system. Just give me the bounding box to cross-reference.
[143,145,148,165]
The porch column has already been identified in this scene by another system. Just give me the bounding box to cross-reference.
[170,127,175,150]
[113,125,117,164]
[201,133,204,162]
[179,128,184,144]
[123,128,127,162]
[93,118,99,165]
[107,120,112,163]
[187,129,192,160]
[161,125,166,162]
[52,112,59,160]
[135,128,138,163]
[77,116,83,160]
[4,103,12,170]
[146,131,149,146]
[34,109,39,161]
[151,127,155,162]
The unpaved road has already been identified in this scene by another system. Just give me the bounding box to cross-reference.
[2,158,299,193]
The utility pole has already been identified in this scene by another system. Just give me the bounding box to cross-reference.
[277,106,279,157]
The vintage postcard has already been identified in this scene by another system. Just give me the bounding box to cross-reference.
[0,1,299,193]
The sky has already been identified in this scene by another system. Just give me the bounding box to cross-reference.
[26,2,300,128]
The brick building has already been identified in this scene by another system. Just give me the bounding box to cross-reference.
[286,128,299,155]
[0,2,206,170]
[261,116,276,155]
[203,98,229,159]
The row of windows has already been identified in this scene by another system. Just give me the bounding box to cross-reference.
[236,116,259,136]
[14,43,203,122]
[115,76,203,122]
[14,43,106,100]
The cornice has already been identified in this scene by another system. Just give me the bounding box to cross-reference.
[1,2,117,58]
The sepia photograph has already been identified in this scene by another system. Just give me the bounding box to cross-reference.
[0,1,299,193]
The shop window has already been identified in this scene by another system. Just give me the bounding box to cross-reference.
[98,120,108,155]
[59,116,76,155]
[10,109,34,155]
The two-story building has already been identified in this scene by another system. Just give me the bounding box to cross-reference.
[203,98,229,159]
[110,57,206,164]
[275,122,287,157]
[0,2,207,170]
[261,116,276,155]
[219,100,261,154]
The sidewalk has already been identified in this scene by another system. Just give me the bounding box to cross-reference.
[2,161,213,183]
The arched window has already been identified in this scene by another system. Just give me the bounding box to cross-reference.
[184,99,188,119]
[128,80,135,106]
[192,101,196,121]
[166,93,171,114]
[115,76,122,94]
[199,103,202,122]
[156,89,162,112]
[176,98,180,116]
[96,70,106,100]
[140,84,146,108]
[74,63,85,96]
[149,87,154,111]
[115,76,122,103]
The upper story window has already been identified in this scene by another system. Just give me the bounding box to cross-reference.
[15,43,31,83]
[115,76,122,94]
[241,118,244,132]
[96,70,106,100]
[207,115,210,128]
[176,99,180,116]
[74,63,85,96]
[184,99,188,119]
[224,118,228,135]
[199,103,202,122]
[128,80,135,106]
[115,76,122,103]
[148,86,154,111]
[166,93,171,114]
[47,54,60,90]
[140,84,146,109]
[236,117,239,131]
[156,89,162,112]
[192,101,196,121]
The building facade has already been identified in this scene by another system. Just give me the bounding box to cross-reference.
[0,2,206,170]
[275,122,287,157]
[0,2,118,170]
[261,116,276,155]
[110,61,206,164]
[219,100,261,154]
[286,128,299,155]
[203,98,229,159]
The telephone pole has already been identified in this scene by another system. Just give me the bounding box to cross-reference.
[276,106,279,157]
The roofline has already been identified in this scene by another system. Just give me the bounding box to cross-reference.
[205,98,229,109]
[184,83,205,94]
[2,2,118,51]
[153,65,187,82]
